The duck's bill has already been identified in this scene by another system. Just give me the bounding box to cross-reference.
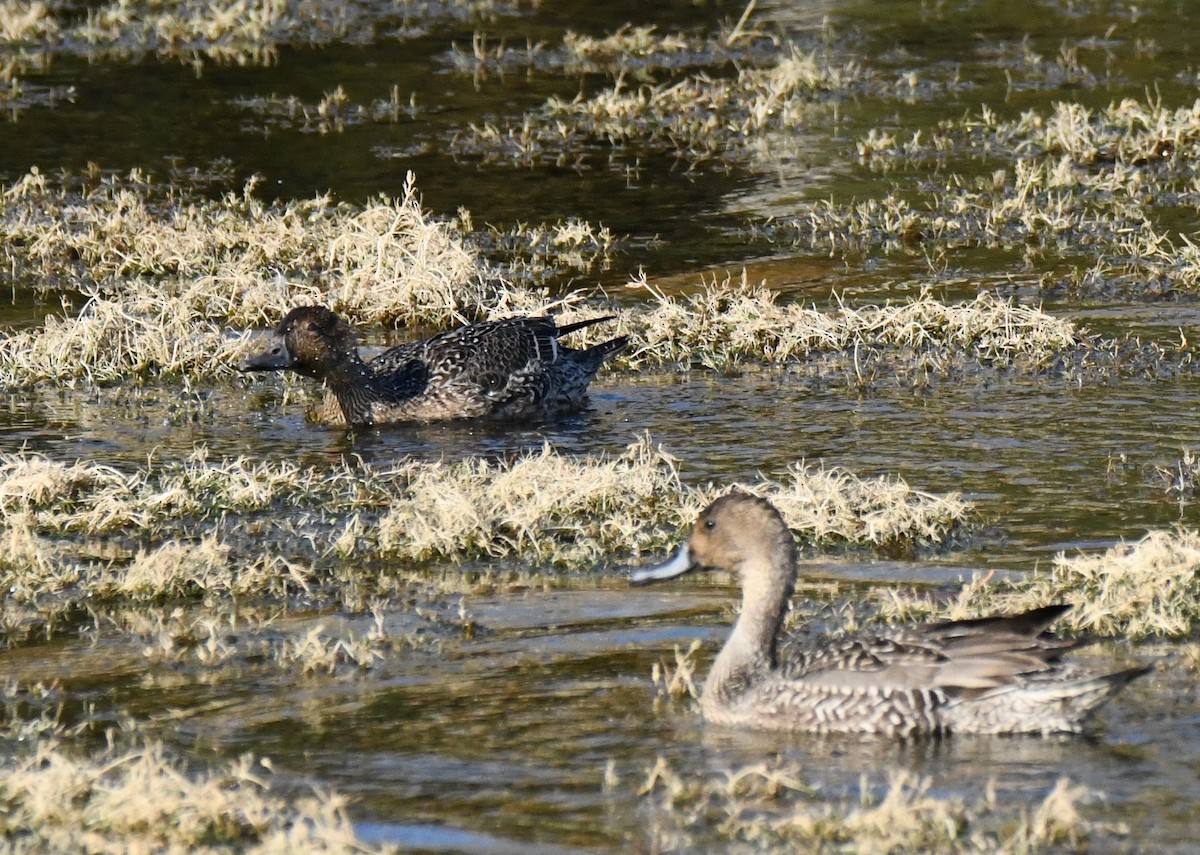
[238,336,291,372]
[629,545,697,585]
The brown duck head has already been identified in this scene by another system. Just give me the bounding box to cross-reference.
[239,306,359,379]
[630,491,797,593]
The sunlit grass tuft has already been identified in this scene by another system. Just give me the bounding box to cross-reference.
[0,738,393,854]
[880,527,1200,639]
[0,437,972,637]
[2,168,1177,387]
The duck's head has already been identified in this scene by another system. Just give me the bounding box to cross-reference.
[239,306,358,379]
[631,491,796,586]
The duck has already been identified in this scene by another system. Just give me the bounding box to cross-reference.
[239,306,628,426]
[630,491,1150,736]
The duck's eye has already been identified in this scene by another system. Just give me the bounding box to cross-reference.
[703,519,716,530]
[306,322,320,333]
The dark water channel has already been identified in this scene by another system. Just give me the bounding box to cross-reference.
[5,0,1200,851]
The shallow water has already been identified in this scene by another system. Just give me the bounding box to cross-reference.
[5,0,1200,850]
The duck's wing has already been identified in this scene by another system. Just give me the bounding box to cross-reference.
[780,606,1080,694]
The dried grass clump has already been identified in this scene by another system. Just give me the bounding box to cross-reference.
[1,168,485,327]
[0,448,374,536]
[466,215,624,283]
[0,437,972,609]
[0,286,253,385]
[862,97,1200,178]
[0,1,58,43]
[622,273,1079,372]
[377,436,969,565]
[1,167,1118,387]
[835,96,1200,300]
[0,0,521,70]
[376,437,693,565]
[635,757,1119,853]
[453,46,862,167]
[0,739,392,854]
[881,528,1200,639]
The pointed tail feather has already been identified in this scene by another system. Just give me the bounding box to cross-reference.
[925,604,1074,639]
[555,315,617,337]
[585,335,628,363]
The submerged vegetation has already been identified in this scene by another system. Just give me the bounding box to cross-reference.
[633,757,1117,853]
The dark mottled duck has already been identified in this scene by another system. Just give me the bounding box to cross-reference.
[239,306,627,426]
[631,491,1150,736]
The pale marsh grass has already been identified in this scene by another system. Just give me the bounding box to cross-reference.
[0,437,972,619]
[836,94,1200,301]
[1,168,486,327]
[1,167,1162,387]
[634,756,1120,853]
[622,272,1080,373]
[0,0,525,71]
[0,738,392,854]
[880,527,1200,639]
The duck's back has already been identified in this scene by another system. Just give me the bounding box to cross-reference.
[710,606,1148,736]
[360,315,624,421]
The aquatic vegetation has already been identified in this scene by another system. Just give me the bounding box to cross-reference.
[232,84,417,134]
[0,436,970,572]
[624,273,1081,372]
[0,0,525,72]
[2,167,1185,387]
[0,167,486,327]
[451,45,866,169]
[880,527,1200,639]
[774,94,1200,300]
[634,757,1121,852]
[0,436,971,650]
[0,737,390,854]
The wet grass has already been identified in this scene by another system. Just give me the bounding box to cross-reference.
[1,168,1191,388]
[632,756,1118,853]
[0,733,392,854]
[0,436,971,634]
[0,0,524,79]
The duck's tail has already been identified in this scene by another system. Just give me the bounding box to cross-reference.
[947,664,1152,734]
[580,334,629,365]
[554,315,628,368]
[555,315,617,337]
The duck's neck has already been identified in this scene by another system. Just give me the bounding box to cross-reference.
[322,354,380,425]
[703,545,795,707]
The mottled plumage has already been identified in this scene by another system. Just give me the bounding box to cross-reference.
[239,306,627,426]
[631,492,1150,736]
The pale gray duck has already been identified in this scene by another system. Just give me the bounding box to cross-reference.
[631,491,1150,736]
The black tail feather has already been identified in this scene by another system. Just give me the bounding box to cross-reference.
[583,334,629,364]
[555,315,617,337]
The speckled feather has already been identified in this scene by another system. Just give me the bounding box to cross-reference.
[240,306,627,426]
[632,492,1151,736]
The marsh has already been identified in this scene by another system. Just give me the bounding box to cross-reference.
[1,0,1199,851]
